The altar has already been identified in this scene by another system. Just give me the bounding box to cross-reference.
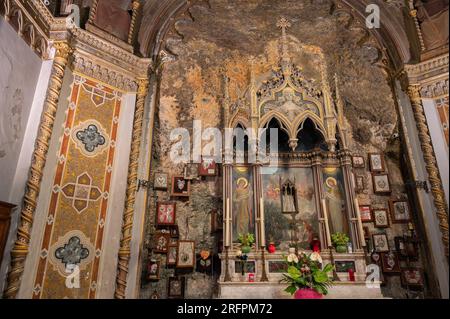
[218,19,378,299]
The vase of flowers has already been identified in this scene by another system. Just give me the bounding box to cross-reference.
[331,232,350,253]
[238,233,255,254]
[281,251,334,299]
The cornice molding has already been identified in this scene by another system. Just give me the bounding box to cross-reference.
[404,53,449,99]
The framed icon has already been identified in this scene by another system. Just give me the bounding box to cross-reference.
[394,236,419,260]
[168,277,185,299]
[147,259,161,281]
[372,233,390,253]
[400,268,424,288]
[373,208,390,228]
[352,155,366,169]
[380,252,401,274]
[184,163,199,180]
[390,200,411,223]
[198,158,217,176]
[369,153,386,172]
[359,205,373,223]
[372,173,391,194]
[156,202,176,227]
[153,172,169,190]
[167,244,178,267]
[154,231,170,254]
[171,176,191,197]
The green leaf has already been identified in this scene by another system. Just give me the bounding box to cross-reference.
[313,271,329,283]
[288,266,300,276]
[285,285,297,295]
[323,263,333,273]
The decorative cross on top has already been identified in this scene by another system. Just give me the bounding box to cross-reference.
[277,17,292,35]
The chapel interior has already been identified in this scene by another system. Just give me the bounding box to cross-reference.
[0,0,448,299]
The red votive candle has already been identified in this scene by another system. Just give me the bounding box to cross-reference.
[348,269,355,282]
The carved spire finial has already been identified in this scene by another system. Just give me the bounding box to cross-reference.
[277,17,292,71]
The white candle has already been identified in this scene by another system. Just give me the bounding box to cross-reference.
[322,199,332,246]
[260,197,266,247]
[354,198,366,247]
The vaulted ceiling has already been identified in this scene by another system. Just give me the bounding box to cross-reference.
[137,0,414,70]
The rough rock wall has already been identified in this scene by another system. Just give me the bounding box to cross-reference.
[139,0,426,299]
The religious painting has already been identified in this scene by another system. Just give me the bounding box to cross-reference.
[335,261,356,273]
[372,174,391,194]
[93,0,133,42]
[156,202,176,227]
[170,225,179,238]
[373,233,390,253]
[261,167,318,250]
[147,259,160,281]
[359,205,373,223]
[352,155,366,169]
[373,208,390,228]
[390,200,411,223]
[171,176,190,197]
[184,163,199,180]
[210,209,223,234]
[280,179,298,214]
[232,166,255,241]
[153,172,169,190]
[400,268,424,289]
[355,174,366,193]
[154,231,169,254]
[395,237,419,261]
[323,167,349,237]
[167,245,177,267]
[380,252,401,274]
[177,241,195,268]
[369,153,386,172]
[199,158,217,176]
[168,277,185,299]
[196,251,213,274]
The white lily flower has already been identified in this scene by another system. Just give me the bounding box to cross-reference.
[236,250,243,257]
[287,253,299,263]
[310,252,323,264]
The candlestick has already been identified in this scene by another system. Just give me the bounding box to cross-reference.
[225,198,231,246]
[322,199,332,246]
[260,197,266,247]
[354,198,366,247]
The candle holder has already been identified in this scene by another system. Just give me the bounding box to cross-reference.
[328,246,341,281]
[224,246,231,282]
[260,248,269,282]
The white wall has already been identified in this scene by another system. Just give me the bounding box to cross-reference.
[422,98,449,206]
[396,81,449,299]
[0,18,53,294]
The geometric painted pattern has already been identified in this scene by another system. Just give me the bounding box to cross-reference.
[76,124,106,153]
[33,74,122,299]
[55,236,90,267]
[61,172,103,214]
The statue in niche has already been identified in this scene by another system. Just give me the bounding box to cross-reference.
[94,0,133,41]
[263,87,319,118]
[415,0,449,50]
[280,178,297,214]
[234,177,253,237]
[324,176,348,235]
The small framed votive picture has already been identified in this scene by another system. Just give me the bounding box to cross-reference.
[369,153,386,172]
[390,200,411,223]
[373,208,390,228]
[171,176,191,197]
[372,173,391,194]
[373,233,390,253]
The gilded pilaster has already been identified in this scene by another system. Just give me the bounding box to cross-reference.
[115,78,150,299]
[3,42,71,299]
[408,85,449,257]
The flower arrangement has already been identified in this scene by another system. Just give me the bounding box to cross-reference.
[238,233,255,253]
[331,232,350,253]
[281,251,334,298]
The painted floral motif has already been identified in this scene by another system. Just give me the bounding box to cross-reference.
[76,124,106,153]
[55,236,90,267]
